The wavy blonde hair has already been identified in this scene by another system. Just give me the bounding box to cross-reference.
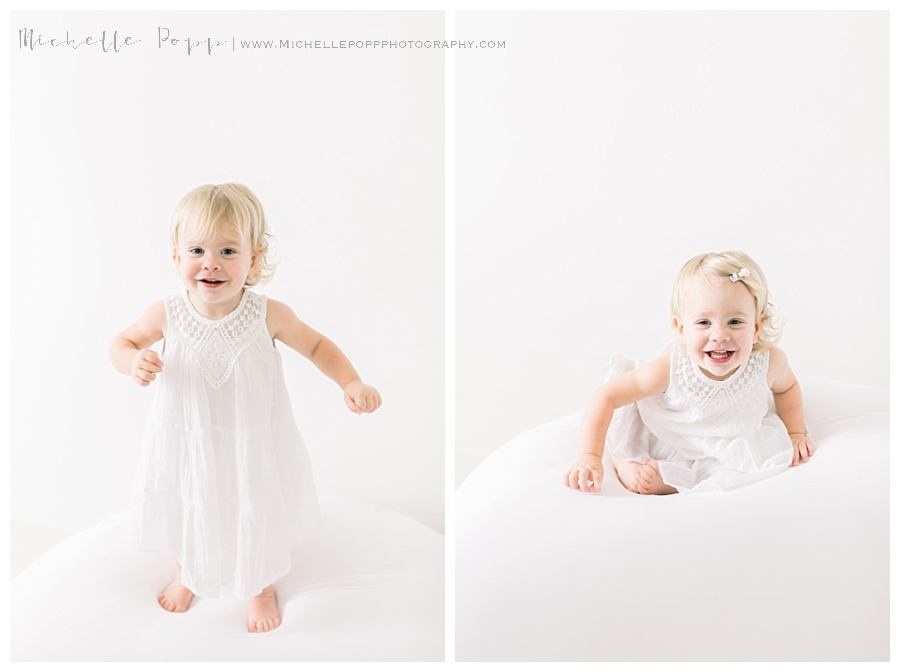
[170,183,276,287]
[671,250,782,352]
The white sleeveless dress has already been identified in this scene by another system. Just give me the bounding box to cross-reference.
[127,289,320,599]
[605,341,793,493]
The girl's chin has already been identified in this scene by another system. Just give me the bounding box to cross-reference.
[186,285,240,303]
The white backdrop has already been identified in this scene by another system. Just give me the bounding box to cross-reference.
[11,11,445,532]
[456,11,888,465]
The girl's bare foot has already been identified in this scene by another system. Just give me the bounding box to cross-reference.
[637,458,677,495]
[157,564,195,612]
[248,585,281,633]
[613,459,644,493]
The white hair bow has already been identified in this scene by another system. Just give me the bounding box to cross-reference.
[729,267,750,283]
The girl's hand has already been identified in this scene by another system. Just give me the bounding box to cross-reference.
[343,380,382,414]
[564,456,604,493]
[790,433,814,466]
[130,348,163,387]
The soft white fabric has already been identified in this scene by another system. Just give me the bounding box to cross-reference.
[133,290,318,600]
[11,499,443,661]
[607,343,793,493]
[456,377,888,661]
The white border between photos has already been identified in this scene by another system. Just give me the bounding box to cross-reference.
[445,8,457,665]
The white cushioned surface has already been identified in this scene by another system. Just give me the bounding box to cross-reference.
[12,498,443,661]
[456,378,888,661]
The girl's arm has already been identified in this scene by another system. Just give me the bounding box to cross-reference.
[267,299,382,413]
[768,347,814,466]
[108,301,166,386]
[565,348,670,492]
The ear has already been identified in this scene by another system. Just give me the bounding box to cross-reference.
[171,247,180,266]
[248,248,261,280]
[672,316,685,338]
[753,320,761,344]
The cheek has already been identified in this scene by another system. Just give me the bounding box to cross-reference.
[685,330,705,346]
[735,331,755,354]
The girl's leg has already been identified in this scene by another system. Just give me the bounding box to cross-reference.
[247,584,281,633]
[157,557,195,612]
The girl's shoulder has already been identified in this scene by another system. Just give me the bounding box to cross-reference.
[626,344,672,398]
[765,346,791,389]
[659,342,674,362]
[766,345,787,366]
[265,296,296,320]
[264,296,303,339]
[652,343,673,393]
[146,298,167,329]
[125,298,167,342]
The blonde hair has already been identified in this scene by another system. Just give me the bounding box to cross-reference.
[671,250,782,352]
[170,183,276,287]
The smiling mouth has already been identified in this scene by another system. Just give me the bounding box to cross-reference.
[199,279,226,287]
[705,349,735,363]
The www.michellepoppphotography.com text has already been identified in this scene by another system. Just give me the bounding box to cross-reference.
[17,26,506,56]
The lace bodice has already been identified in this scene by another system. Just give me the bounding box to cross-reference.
[634,340,773,442]
[163,290,268,389]
[669,340,769,411]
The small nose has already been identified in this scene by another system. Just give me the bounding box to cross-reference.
[710,326,729,342]
[202,254,221,271]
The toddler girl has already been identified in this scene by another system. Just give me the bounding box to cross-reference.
[564,250,814,495]
[109,183,382,632]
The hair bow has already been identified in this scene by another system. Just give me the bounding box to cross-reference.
[729,267,750,283]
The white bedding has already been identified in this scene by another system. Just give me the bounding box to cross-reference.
[11,498,443,661]
[456,378,888,661]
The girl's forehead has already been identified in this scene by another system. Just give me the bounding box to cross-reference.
[683,274,755,310]
[181,218,246,246]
